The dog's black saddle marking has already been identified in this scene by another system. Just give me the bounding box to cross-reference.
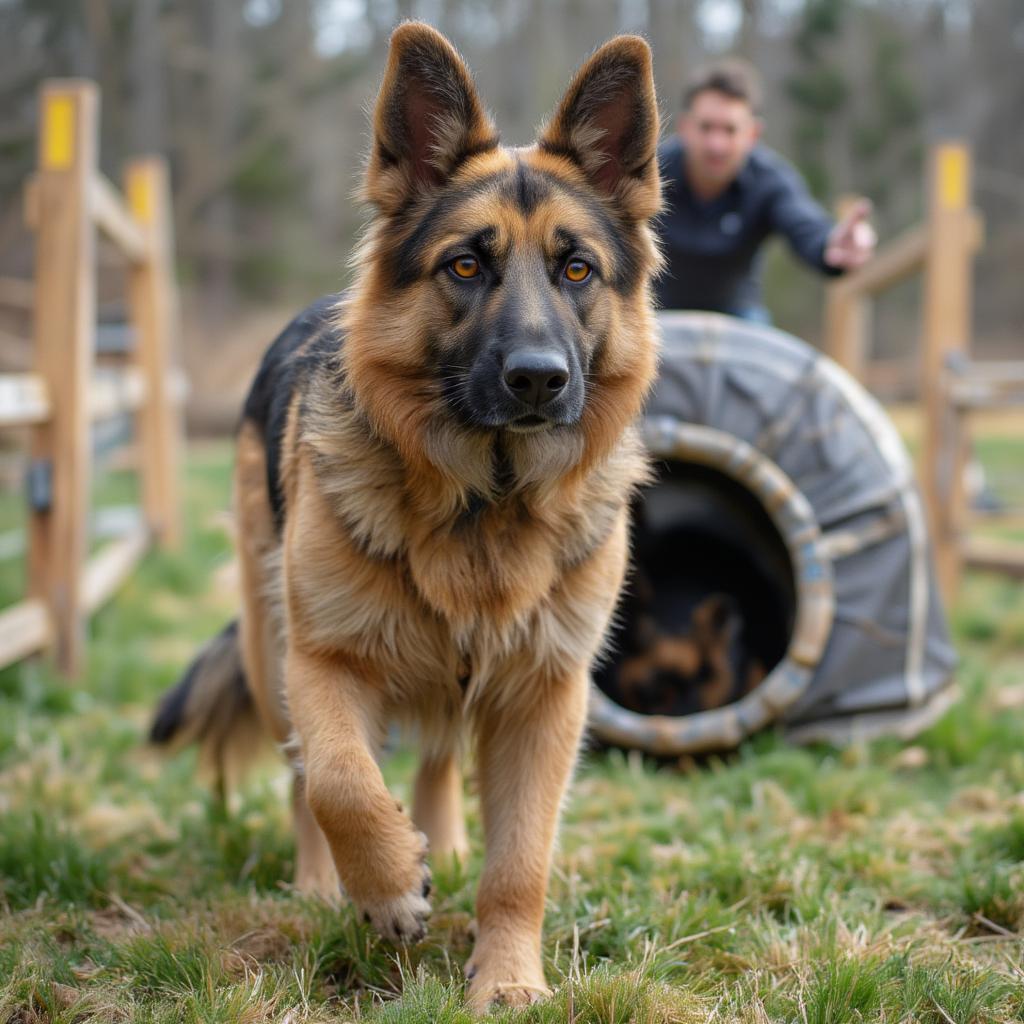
[241,294,344,533]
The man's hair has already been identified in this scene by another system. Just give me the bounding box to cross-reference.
[682,58,763,114]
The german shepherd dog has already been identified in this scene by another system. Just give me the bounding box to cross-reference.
[152,22,661,1010]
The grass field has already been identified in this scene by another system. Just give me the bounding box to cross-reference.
[2,441,1024,1023]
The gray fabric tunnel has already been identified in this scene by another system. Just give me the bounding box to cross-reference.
[588,312,958,755]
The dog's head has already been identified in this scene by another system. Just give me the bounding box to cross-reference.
[344,22,661,497]
[619,593,748,714]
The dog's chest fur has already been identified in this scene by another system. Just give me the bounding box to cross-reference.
[287,403,633,708]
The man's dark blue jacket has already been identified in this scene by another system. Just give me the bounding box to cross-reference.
[654,135,841,315]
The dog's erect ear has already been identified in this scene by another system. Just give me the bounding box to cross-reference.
[365,22,497,214]
[538,35,660,219]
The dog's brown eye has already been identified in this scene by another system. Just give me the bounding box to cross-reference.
[564,259,591,283]
[450,256,480,279]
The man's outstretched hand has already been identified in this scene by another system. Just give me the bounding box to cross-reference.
[825,198,877,271]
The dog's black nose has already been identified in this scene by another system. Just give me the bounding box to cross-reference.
[502,350,569,408]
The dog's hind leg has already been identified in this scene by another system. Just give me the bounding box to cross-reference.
[292,773,340,899]
[237,422,338,897]
[235,422,291,744]
[413,752,469,865]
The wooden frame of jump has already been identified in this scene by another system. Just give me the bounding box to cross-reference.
[822,142,1016,601]
[0,79,183,676]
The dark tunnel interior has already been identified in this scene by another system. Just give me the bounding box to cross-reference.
[594,460,798,718]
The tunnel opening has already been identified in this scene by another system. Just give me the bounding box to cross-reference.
[595,459,799,719]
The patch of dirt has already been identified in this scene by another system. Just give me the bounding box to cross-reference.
[226,925,296,969]
[181,305,297,436]
[88,904,151,942]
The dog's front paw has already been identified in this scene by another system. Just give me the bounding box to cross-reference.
[360,887,431,944]
[357,832,432,944]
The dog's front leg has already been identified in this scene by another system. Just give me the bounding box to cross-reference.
[466,665,589,1011]
[286,644,431,942]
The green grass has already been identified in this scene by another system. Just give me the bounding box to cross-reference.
[2,441,1024,1023]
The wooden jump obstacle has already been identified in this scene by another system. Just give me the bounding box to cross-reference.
[824,143,1024,601]
[0,79,184,676]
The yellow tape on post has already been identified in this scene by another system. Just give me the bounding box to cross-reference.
[42,94,75,170]
[938,145,968,210]
[127,167,154,226]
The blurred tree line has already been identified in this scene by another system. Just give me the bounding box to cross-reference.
[0,0,1020,368]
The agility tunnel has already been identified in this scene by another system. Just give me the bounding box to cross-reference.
[590,312,957,755]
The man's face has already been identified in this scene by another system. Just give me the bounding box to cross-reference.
[677,90,761,188]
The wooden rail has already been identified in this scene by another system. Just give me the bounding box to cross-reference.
[963,536,1024,579]
[824,143,1024,600]
[0,598,51,669]
[82,526,151,612]
[0,366,187,429]
[0,373,50,427]
[0,79,184,676]
[91,173,148,263]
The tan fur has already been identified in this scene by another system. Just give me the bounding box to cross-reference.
[228,23,661,1012]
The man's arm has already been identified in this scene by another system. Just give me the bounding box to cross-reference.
[768,161,875,275]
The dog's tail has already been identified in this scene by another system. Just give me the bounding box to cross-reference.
[149,620,268,793]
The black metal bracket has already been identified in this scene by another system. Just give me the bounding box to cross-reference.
[26,458,53,513]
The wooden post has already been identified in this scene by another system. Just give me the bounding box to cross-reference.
[823,195,870,379]
[27,81,98,675]
[920,143,974,601]
[823,285,869,380]
[126,157,182,548]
